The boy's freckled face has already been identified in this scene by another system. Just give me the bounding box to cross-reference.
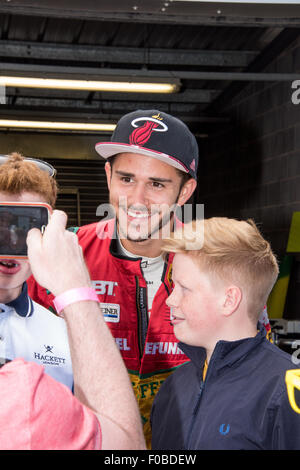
[0,191,47,298]
[166,253,224,348]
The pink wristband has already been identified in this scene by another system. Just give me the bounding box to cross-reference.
[53,287,99,316]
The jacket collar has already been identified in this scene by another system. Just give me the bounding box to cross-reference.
[1,282,34,317]
[108,216,181,260]
[108,218,174,288]
[179,323,267,375]
[109,223,141,262]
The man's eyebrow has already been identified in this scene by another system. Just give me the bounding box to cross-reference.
[115,170,134,177]
[149,177,173,183]
[115,170,173,183]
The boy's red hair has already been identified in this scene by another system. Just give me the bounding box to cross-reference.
[0,153,57,207]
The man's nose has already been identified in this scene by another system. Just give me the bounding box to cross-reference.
[130,183,148,207]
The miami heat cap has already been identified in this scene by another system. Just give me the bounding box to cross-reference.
[95,109,199,179]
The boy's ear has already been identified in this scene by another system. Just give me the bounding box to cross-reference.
[223,286,242,316]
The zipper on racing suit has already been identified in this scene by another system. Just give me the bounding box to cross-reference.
[135,275,149,359]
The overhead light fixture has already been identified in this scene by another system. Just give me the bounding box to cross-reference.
[0,119,116,132]
[0,76,180,94]
[173,0,299,3]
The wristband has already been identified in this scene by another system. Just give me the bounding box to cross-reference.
[53,287,99,316]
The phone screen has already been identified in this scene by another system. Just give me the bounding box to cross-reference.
[0,204,49,257]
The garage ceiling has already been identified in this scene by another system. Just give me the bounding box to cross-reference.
[0,0,299,138]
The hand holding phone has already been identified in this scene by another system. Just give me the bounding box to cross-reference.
[26,210,91,297]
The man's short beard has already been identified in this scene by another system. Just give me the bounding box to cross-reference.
[117,204,178,243]
[112,186,182,243]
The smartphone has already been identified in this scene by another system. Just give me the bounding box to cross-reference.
[0,202,51,259]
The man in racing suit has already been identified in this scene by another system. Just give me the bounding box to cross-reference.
[28,109,272,447]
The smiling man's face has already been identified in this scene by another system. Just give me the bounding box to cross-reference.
[105,153,194,246]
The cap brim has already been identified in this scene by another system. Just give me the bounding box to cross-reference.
[95,142,189,174]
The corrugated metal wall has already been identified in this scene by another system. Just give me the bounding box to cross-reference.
[46,158,108,228]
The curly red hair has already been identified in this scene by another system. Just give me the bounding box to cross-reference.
[0,153,58,207]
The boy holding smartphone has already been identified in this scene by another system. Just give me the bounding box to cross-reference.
[0,152,72,389]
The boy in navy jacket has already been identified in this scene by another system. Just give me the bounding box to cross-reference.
[151,217,300,450]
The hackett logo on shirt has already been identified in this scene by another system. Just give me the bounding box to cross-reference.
[33,345,66,366]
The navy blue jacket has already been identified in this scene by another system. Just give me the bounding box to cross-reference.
[151,326,300,450]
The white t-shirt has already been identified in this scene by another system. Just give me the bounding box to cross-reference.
[117,238,164,317]
[0,283,73,389]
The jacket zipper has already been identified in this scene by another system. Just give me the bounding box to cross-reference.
[135,275,149,359]
[186,353,218,449]
[186,380,205,450]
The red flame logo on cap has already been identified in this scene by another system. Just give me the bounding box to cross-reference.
[129,120,159,146]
